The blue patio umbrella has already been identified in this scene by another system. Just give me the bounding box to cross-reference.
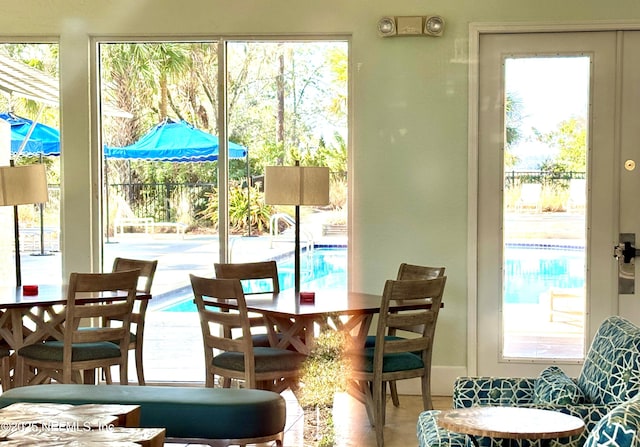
[0,112,60,156]
[103,118,247,161]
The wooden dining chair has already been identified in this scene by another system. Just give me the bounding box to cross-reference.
[365,263,446,406]
[348,276,447,447]
[189,274,306,393]
[214,261,282,347]
[103,257,158,385]
[16,270,140,386]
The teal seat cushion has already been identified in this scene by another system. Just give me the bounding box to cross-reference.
[534,365,585,405]
[213,347,306,372]
[0,384,286,440]
[352,347,424,373]
[18,341,121,362]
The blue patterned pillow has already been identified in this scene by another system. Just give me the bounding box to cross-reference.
[534,365,585,405]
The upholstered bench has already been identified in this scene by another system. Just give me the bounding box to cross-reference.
[0,384,286,446]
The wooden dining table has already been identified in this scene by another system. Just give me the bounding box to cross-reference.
[0,285,151,389]
[203,289,439,355]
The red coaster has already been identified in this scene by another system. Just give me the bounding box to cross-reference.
[23,285,39,296]
[299,291,315,303]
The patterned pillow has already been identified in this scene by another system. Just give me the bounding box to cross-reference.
[534,365,586,405]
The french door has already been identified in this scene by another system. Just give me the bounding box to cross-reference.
[476,30,640,377]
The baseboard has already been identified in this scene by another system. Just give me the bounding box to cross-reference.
[394,365,467,396]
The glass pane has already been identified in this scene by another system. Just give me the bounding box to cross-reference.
[502,56,590,360]
[0,43,61,286]
[226,41,349,292]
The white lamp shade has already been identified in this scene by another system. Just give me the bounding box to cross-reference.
[0,164,48,206]
[264,165,330,206]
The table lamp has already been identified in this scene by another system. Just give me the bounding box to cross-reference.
[265,161,329,294]
[0,163,49,286]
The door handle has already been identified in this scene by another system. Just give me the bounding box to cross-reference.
[615,233,636,294]
[614,241,640,264]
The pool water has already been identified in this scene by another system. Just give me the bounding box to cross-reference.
[503,245,585,304]
[162,244,585,311]
[163,246,347,312]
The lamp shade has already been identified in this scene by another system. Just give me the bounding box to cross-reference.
[0,164,48,206]
[264,166,330,206]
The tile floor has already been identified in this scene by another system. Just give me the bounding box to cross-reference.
[166,391,451,447]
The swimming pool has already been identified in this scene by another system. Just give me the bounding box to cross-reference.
[503,244,585,304]
[162,246,347,312]
[161,244,585,311]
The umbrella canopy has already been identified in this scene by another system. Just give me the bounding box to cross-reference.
[104,119,247,162]
[0,112,60,156]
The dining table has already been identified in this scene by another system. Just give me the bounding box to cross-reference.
[203,288,440,355]
[0,285,152,389]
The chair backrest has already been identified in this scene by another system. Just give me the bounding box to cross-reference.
[112,257,158,294]
[397,263,445,280]
[373,277,447,369]
[62,270,140,375]
[578,316,640,405]
[214,261,280,294]
[189,274,257,387]
[111,257,158,327]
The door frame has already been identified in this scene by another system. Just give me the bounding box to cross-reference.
[467,21,640,376]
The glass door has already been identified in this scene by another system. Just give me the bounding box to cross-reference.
[477,31,619,377]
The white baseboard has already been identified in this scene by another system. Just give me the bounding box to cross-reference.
[394,365,467,396]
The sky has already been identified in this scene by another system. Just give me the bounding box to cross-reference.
[505,56,590,169]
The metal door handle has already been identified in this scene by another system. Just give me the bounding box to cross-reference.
[614,241,640,264]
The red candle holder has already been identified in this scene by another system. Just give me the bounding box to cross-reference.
[23,285,39,296]
[299,291,315,303]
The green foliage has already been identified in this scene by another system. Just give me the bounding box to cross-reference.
[505,92,525,168]
[535,117,587,173]
[199,185,273,234]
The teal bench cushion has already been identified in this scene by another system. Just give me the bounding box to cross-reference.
[0,384,285,440]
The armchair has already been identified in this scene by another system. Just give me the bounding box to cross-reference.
[417,316,640,447]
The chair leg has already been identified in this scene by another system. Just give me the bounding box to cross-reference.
[421,373,433,410]
[373,379,386,447]
[82,369,96,384]
[135,344,145,386]
[104,366,113,384]
[389,380,400,407]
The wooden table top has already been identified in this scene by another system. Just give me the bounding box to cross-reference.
[0,285,151,310]
[437,406,585,440]
[204,288,437,319]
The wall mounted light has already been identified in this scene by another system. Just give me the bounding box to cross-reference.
[377,15,445,38]
[377,16,396,37]
[424,16,445,37]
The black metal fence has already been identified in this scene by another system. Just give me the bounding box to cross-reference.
[504,170,586,188]
[110,182,216,225]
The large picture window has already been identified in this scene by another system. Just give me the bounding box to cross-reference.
[97,38,348,383]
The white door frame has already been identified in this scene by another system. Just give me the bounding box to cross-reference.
[467,21,640,376]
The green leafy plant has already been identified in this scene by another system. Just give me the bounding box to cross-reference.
[199,185,273,234]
